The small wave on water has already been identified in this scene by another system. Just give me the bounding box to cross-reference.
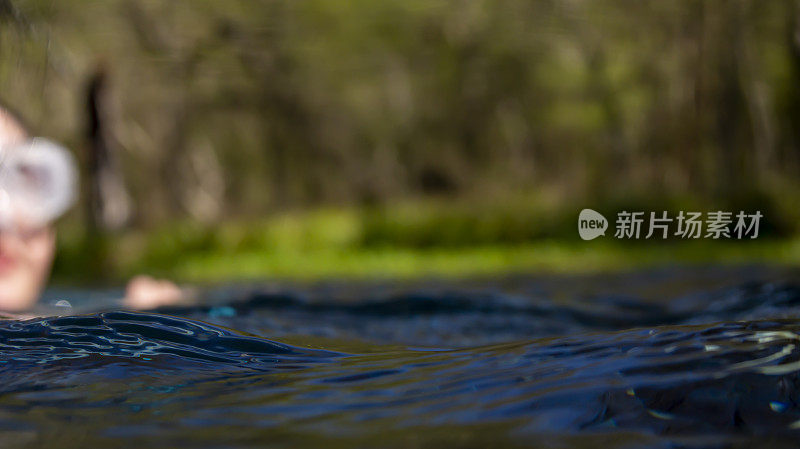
[4,266,800,448]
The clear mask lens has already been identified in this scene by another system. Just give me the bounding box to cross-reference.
[0,138,78,230]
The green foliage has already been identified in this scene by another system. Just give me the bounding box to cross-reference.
[3,0,800,283]
[49,198,800,283]
[3,0,800,221]
[360,199,574,248]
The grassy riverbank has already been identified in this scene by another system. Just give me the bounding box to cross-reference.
[123,238,800,283]
[51,198,800,284]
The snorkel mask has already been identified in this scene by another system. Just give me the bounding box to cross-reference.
[0,138,77,230]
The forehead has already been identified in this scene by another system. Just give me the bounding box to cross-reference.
[0,109,28,147]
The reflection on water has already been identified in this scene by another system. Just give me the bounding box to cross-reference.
[4,266,800,448]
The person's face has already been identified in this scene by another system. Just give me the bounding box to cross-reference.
[0,224,55,311]
[0,111,56,311]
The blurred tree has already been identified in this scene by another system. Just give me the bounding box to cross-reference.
[0,0,797,232]
[85,64,132,231]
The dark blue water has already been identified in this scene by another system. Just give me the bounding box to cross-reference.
[5,266,800,448]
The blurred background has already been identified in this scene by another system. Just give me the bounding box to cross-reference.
[1,0,799,285]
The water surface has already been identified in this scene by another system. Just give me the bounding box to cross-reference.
[5,265,800,448]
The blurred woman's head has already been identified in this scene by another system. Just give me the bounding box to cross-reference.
[0,105,57,311]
